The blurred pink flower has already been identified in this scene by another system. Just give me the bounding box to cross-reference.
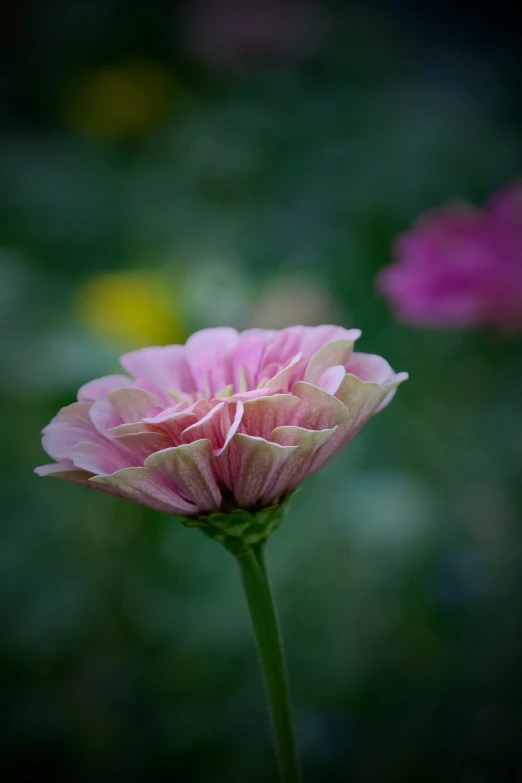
[378,181,522,330]
[36,326,407,516]
[183,0,327,66]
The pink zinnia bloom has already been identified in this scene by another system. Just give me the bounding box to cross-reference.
[36,326,407,516]
[377,181,522,330]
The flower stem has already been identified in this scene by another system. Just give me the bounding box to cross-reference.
[236,545,300,783]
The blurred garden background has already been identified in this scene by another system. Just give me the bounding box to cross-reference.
[1,1,522,781]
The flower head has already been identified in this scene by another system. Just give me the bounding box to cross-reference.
[36,326,407,520]
[377,181,522,330]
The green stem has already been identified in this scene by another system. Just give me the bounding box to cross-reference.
[236,546,300,783]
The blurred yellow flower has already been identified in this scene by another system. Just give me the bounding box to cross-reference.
[67,60,174,139]
[75,270,186,348]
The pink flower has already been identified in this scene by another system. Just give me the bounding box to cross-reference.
[377,181,522,330]
[36,326,407,516]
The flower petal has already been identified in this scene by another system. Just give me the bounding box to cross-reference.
[107,388,163,423]
[269,425,336,496]
[35,460,94,484]
[298,325,361,358]
[185,327,238,396]
[345,354,408,411]
[309,373,407,474]
[42,402,102,460]
[69,441,133,475]
[291,381,347,430]
[232,329,275,390]
[142,407,198,443]
[180,400,244,456]
[113,431,174,461]
[260,325,359,370]
[263,353,307,394]
[181,402,226,448]
[346,352,396,384]
[210,401,245,487]
[214,401,244,456]
[89,399,122,435]
[304,339,356,385]
[145,440,222,511]
[316,365,346,395]
[120,345,195,394]
[143,401,189,422]
[35,461,129,502]
[227,388,270,402]
[91,467,198,515]
[260,326,304,368]
[227,433,298,508]
[90,388,163,437]
[240,394,300,440]
[78,374,132,402]
[340,373,397,415]
[109,422,165,436]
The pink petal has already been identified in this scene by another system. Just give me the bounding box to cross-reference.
[345,352,396,384]
[209,401,245,487]
[143,408,199,444]
[42,402,103,460]
[124,378,175,407]
[309,373,407,475]
[107,388,163,423]
[35,460,93,484]
[145,440,222,511]
[227,433,298,508]
[232,329,275,390]
[89,398,122,435]
[120,345,195,394]
[304,337,358,384]
[263,353,307,394]
[185,327,239,396]
[69,441,133,475]
[291,381,348,430]
[226,388,270,402]
[113,431,174,461]
[240,394,300,441]
[90,388,163,437]
[261,325,359,370]
[336,373,391,426]
[34,461,126,502]
[77,374,132,402]
[269,425,336,496]
[214,400,244,456]
[143,401,189,423]
[260,326,304,368]
[181,402,226,449]
[346,353,409,412]
[316,365,345,395]
[180,400,244,455]
[298,325,362,358]
[109,422,166,436]
[90,467,199,515]
[187,398,215,418]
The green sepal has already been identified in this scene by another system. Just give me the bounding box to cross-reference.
[180,495,293,555]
